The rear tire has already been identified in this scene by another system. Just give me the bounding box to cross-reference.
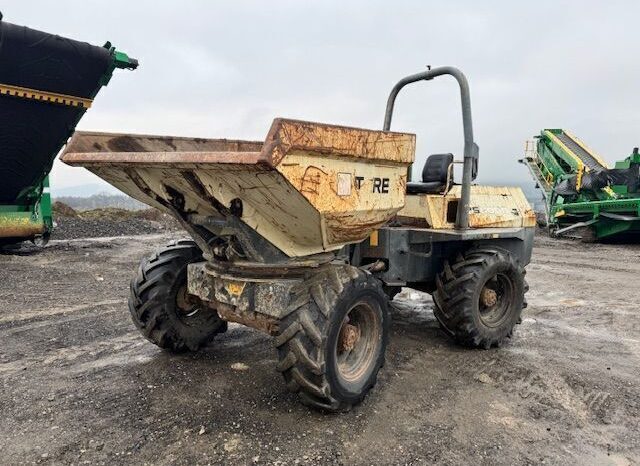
[433,247,526,349]
[128,239,227,352]
[275,265,389,412]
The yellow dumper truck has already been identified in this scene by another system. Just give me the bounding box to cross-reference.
[63,67,535,411]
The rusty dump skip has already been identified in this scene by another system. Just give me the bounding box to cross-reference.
[62,118,416,258]
[62,131,264,164]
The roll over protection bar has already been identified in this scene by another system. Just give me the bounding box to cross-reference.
[383,66,479,230]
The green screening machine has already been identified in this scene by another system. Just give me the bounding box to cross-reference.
[520,129,640,241]
[0,12,137,246]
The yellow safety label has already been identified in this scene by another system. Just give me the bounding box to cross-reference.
[225,281,246,297]
[369,230,379,247]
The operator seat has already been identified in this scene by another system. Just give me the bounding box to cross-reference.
[406,153,453,194]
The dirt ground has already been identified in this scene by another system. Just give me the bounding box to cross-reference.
[0,232,638,465]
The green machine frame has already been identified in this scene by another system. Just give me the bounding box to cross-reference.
[0,13,137,246]
[0,177,52,246]
[520,129,640,240]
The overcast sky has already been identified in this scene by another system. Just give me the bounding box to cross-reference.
[4,1,640,194]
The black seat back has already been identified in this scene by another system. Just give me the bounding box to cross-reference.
[422,153,453,184]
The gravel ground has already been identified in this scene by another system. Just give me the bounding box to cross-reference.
[0,232,638,465]
[51,213,180,240]
[51,218,171,239]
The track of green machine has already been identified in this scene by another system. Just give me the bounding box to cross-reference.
[0,12,137,245]
[520,129,640,241]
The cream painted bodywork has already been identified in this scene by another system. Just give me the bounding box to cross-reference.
[399,185,536,229]
[61,118,535,258]
[62,119,415,257]
[276,154,408,244]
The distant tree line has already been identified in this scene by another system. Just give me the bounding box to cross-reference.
[53,194,146,211]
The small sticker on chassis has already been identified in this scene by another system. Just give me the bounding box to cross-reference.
[225,281,245,297]
[337,172,352,196]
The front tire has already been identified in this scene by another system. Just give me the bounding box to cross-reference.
[275,265,389,412]
[128,239,227,352]
[433,247,526,349]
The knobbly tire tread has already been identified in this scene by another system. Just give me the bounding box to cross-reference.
[128,239,226,352]
[433,247,526,349]
[275,265,389,412]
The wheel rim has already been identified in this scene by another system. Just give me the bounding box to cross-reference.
[175,284,201,319]
[335,301,381,384]
[478,273,515,327]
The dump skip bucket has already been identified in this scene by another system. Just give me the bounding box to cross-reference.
[62,119,415,257]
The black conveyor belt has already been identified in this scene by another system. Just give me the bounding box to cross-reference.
[0,20,114,203]
[555,132,606,171]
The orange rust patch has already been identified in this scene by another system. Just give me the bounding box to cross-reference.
[64,131,263,154]
[264,118,415,166]
[217,303,278,335]
[0,223,44,238]
[324,211,392,243]
[62,151,264,167]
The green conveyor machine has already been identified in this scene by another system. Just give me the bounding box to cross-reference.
[0,12,137,246]
[520,129,640,241]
